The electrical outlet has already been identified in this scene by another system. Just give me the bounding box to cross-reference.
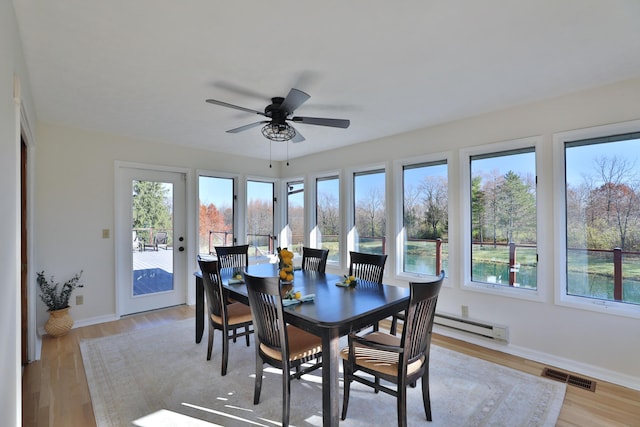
[76,295,84,305]
[102,229,110,239]
[461,305,469,318]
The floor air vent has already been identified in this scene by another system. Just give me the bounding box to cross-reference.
[541,367,596,392]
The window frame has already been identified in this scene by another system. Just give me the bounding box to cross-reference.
[312,171,343,269]
[460,136,545,302]
[348,163,388,262]
[553,119,640,319]
[196,170,239,255]
[283,177,305,256]
[245,176,278,259]
[393,152,452,281]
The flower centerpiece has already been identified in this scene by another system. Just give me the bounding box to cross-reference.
[284,288,302,300]
[37,270,83,337]
[343,275,358,286]
[231,268,243,282]
[277,247,295,283]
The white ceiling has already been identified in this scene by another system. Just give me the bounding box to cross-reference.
[12,0,640,161]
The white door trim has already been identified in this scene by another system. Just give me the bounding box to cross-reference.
[114,161,195,316]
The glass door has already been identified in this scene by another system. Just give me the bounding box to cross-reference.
[118,167,186,315]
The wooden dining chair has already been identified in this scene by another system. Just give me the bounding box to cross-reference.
[214,244,249,269]
[244,273,323,427]
[349,251,387,284]
[390,310,406,335]
[197,256,253,376]
[340,271,445,427]
[349,251,387,330]
[301,247,329,273]
[389,271,445,336]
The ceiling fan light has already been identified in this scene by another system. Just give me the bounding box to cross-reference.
[261,123,296,142]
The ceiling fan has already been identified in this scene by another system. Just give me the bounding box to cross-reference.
[206,88,350,143]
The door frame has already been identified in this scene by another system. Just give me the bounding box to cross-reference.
[16,83,38,362]
[115,161,195,316]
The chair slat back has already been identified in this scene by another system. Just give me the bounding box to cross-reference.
[244,273,288,357]
[402,271,445,364]
[197,257,226,320]
[348,251,387,284]
[301,247,329,273]
[215,244,249,270]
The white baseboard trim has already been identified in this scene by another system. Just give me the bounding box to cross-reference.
[73,313,120,328]
[434,325,640,392]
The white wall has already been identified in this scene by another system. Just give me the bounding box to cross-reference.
[284,76,640,390]
[1,1,36,425]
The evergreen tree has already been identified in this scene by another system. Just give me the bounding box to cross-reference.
[132,181,172,241]
[496,171,536,243]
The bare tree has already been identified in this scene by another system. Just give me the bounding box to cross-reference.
[586,156,640,250]
[482,170,503,247]
[317,191,339,235]
[247,198,273,248]
[566,183,590,248]
[594,156,636,221]
[403,183,421,238]
[418,175,448,238]
[356,187,384,237]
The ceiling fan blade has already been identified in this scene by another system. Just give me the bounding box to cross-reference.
[291,116,350,129]
[290,126,305,143]
[280,88,310,113]
[206,99,266,116]
[226,121,268,133]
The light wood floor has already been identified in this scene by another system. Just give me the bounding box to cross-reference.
[22,305,640,427]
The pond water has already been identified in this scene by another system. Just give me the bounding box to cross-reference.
[406,253,639,304]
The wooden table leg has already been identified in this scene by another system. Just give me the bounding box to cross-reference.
[321,328,340,427]
[195,276,204,343]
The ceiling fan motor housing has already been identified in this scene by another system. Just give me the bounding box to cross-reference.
[265,97,289,124]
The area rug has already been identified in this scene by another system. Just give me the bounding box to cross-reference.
[80,319,565,427]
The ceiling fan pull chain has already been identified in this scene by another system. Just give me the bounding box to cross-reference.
[286,141,290,166]
[269,141,272,168]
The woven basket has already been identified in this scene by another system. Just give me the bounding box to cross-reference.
[44,306,74,337]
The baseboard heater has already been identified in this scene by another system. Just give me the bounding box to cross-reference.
[434,312,509,342]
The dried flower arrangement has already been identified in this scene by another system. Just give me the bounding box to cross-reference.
[37,270,84,311]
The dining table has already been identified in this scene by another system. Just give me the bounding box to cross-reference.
[193,263,410,427]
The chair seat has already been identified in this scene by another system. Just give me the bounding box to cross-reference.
[211,302,253,326]
[340,331,423,377]
[260,325,322,362]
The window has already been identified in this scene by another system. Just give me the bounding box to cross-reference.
[316,176,340,265]
[286,180,304,257]
[198,175,234,255]
[564,132,640,306]
[353,169,386,255]
[402,161,448,276]
[246,180,274,262]
[469,148,537,290]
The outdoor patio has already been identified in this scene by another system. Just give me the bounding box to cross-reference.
[132,248,173,295]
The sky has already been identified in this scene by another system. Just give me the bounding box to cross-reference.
[565,138,640,185]
[199,176,233,207]
[198,137,640,208]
